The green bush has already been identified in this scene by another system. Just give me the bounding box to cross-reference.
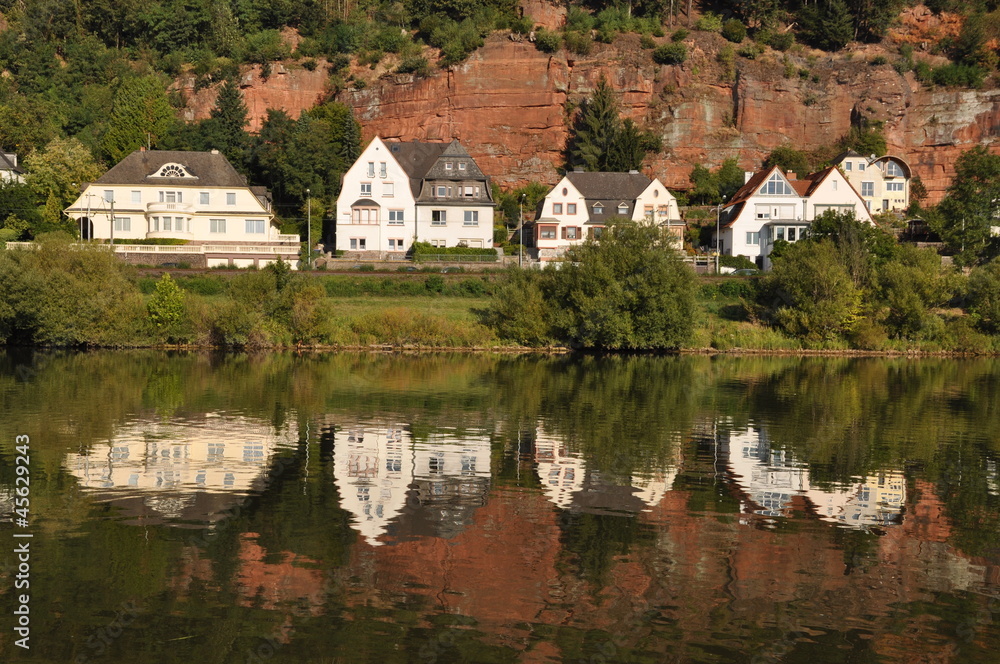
[640,34,656,49]
[671,28,689,42]
[721,19,746,43]
[931,63,987,88]
[968,259,1000,333]
[147,274,185,331]
[397,56,430,76]
[652,43,687,65]
[694,12,723,32]
[737,42,765,59]
[564,30,593,55]
[566,7,595,33]
[767,31,794,51]
[411,242,498,258]
[720,254,757,270]
[869,55,888,66]
[534,28,562,53]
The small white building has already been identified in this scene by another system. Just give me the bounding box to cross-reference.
[834,150,912,213]
[0,151,24,183]
[64,149,300,268]
[717,165,873,270]
[335,137,495,257]
[533,170,683,260]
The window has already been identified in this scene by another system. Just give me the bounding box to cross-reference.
[553,203,563,214]
[858,162,866,171]
[761,172,793,195]
[226,192,236,206]
[210,219,226,233]
[353,208,378,223]
[463,210,479,226]
[776,227,785,241]
[379,162,387,178]
[437,186,447,197]
[617,203,628,215]
[430,239,446,248]
[367,162,375,177]
[388,238,404,250]
[658,205,668,217]
[593,204,604,215]
[562,226,579,240]
[861,181,874,197]
[756,209,770,219]
[844,162,853,171]
[590,227,604,239]
[388,209,404,225]
[131,191,141,204]
[644,205,654,219]
[445,162,453,170]
[113,217,130,231]
[832,180,838,191]
[567,203,577,215]
[432,210,446,225]
[163,217,172,231]
[383,182,394,196]
[463,186,475,197]
[887,181,904,192]
[350,238,367,250]
[539,226,556,239]
[151,217,159,231]
[458,162,467,170]
[360,183,372,197]
[746,232,759,245]
[104,190,114,202]
[245,219,266,234]
[200,192,210,205]
[787,227,797,242]
[886,161,904,177]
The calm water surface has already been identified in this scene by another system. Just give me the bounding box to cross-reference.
[1,351,999,663]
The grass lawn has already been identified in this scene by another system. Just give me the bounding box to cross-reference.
[326,296,489,324]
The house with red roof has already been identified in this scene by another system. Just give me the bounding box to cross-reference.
[716,165,873,270]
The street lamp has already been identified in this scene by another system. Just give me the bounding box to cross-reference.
[306,188,311,270]
[714,198,727,274]
[519,193,526,267]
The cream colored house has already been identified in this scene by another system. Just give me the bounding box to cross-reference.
[64,149,299,268]
[0,151,24,183]
[717,165,873,270]
[533,170,683,261]
[834,150,911,212]
[335,137,495,257]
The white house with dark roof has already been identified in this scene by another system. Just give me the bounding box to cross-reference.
[834,150,912,212]
[533,170,683,261]
[64,149,299,268]
[335,137,495,256]
[716,165,873,270]
[0,151,24,183]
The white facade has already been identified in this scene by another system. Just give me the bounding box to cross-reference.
[719,166,873,270]
[335,137,495,256]
[836,152,911,213]
[535,173,684,260]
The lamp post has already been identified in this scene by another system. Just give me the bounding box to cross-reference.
[306,188,311,270]
[519,193,526,268]
[714,201,723,274]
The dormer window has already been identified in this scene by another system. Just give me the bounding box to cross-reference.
[151,163,195,178]
[593,203,604,214]
[617,203,628,215]
[445,162,453,170]
[761,172,793,195]
[458,162,466,170]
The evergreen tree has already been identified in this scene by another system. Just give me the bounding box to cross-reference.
[799,0,854,51]
[101,76,175,162]
[569,76,621,172]
[340,111,361,166]
[204,79,250,170]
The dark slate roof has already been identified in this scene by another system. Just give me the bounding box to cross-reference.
[95,150,249,187]
[832,149,864,163]
[386,139,491,199]
[565,171,651,200]
[0,152,22,174]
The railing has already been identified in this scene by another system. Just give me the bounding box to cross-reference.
[275,234,301,243]
[5,241,296,256]
[146,202,193,213]
[412,254,498,262]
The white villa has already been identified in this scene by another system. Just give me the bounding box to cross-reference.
[717,165,873,270]
[335,137,495,256]
[834,150,912,212]
[533,170,683,260]
[64,149,300,268]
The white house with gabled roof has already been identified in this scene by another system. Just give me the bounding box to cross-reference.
[533,170,683,261]
[335,136,495,256]
[716,165,873,270]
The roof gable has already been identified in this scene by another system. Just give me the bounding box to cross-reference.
[96,150,249,187]
[565,171,652,201]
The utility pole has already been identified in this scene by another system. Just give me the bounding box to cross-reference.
[519,193,525,268]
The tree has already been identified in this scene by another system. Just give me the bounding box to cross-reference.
[798,0,854,51]
[202,79,251,170]
[967,259,1000,333]
[148,274,185,329]
[24,137,103,236]
[569,76,621,172]
[934,145,1000,265]
[545,219,698,350]
[715,158,745,202]
[764,145,810,178]
[101,76,175,162]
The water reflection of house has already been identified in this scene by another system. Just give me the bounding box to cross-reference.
[62,416,297,522]
[533,430,679,514]
[331,424,492,545]
[725,427,905,529]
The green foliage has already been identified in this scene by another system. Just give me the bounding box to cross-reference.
[930,63,988,88]
[687,158,743,205]
[764,239,863,341]
[534,28,562,53]
[411,241,498,257]
[721,19,747,44]
[546,220,698,350]
[877,244,956,339]
[101,76,175,162]
[24,137,103,236]
[967,259,1000,333]
[202,79,250,170]
[652,43,687,65]
[764,144,810,177]
[694,12,723,32]
[147,273,185,331]
[671,28,689,42]
[798,0,854,51]
[494,181,549,227]
[764,30,795,51]
[564,30,593,55]
[720,254,757,270]
[934,145,1000,265]
[397,56,430,75]
[839,120,887,158]
[567,76,660,173]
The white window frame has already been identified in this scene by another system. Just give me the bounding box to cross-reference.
[463,210,479,226]
[388,209,404,225]
[210,219,226,233]
[131,190,141,204]
[383,182,394,197]
[861,181,875,197]
[113,216,130,232]
[431,210,447,226]
[200,192,210,205]
[360,182,372,197]
[226,192,236,206]
[245,219,266,234]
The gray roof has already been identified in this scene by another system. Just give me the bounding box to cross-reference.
[0,152,22,174]
[95,150,249,187]
[566,171,652,200]
[386,140,490,200]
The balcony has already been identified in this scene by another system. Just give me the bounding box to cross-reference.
[147,201,193,213]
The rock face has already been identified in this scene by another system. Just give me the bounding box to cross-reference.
[179,17,1000,204]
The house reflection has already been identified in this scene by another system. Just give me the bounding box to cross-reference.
[533,429,680,514]
[62,415,298,522]
[725,426,905,529]
[331,424,491,546]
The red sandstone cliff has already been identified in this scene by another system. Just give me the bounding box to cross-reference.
[177,4,998,205]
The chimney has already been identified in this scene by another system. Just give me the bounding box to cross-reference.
[787,172,797,180]
[211,149,220,154]
[628,169,639,174]
[744,171,753,183]
[139,146,145,152]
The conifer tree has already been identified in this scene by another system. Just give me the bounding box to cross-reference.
[101,76,174,162]
[205,79,250,169]
[569,76,621,172]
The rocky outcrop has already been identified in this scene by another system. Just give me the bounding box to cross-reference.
[178,9,1000,204]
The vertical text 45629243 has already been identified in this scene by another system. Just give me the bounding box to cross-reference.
[13,434,32,650]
